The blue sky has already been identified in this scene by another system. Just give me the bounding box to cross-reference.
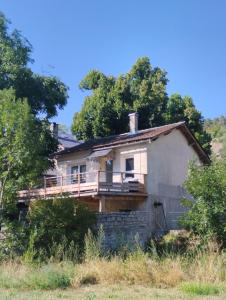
[0,0,226,127]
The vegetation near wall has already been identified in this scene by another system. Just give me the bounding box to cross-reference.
[0,234,225,298]
[1,196,96,261]
[180,159,226,247]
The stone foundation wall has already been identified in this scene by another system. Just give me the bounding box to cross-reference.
[96,211,151,249]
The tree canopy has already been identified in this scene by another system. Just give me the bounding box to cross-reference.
[72,57,211,154]
[0,12,69,206]
[0,13,68,117]
[0,89,58,207]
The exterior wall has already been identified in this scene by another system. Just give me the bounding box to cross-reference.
[143,128,201,230]
[96,211,151,249]
[56,143,148,178]
[54,129,202,235]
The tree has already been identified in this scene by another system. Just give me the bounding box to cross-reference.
[165,94,211,153]
[72,57,211,154]
[0,13,68,117]
[0,89,57,207]
[72,58,168,140]
[180,160,226,246]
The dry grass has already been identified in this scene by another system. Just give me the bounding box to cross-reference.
[72,250,225,288]
[0,247,225,293]
[186,251,226,284]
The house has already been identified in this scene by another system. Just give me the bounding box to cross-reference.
[18,114,210,245]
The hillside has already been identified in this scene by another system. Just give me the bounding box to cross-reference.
[204,116,226,158]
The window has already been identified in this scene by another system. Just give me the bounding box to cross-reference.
[71,164,86,183]
[125,157,134,178]
[80,165,86,183]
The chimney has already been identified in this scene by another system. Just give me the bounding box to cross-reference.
[50,122,58,139]
[129,112,138,134]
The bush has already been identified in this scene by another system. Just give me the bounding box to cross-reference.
[0,195,96,261]
[180,160,226,247]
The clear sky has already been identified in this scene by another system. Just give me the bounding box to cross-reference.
[0,0,226,127]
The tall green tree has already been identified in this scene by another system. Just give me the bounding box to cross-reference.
[165,94,211,152]
[72,57,211,154]
[72,57,168,140]
[0,89,57,207]
[0,13,68,117]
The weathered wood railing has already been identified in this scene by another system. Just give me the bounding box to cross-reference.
[18,171,147,200]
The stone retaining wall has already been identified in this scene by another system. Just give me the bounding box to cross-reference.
[96,211,151,249]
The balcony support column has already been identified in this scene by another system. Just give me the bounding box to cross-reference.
[99,196,106,212]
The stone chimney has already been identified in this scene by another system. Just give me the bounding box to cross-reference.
[129,112,138,134]
[50,122,58,139]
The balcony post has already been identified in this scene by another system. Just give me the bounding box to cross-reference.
[97,171,100,193]
[121,172,124,192]
[78,173,80,196]
[99,196,106,212]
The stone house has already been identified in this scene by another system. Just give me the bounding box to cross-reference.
[19,113,210,245]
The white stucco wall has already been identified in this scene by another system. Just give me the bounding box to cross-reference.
[143,128,202,229]
[147,128,201,195]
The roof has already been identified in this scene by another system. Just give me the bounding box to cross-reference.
[58,133,80,149]
[56,122,210,164]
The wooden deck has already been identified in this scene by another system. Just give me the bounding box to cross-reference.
[18,171,147,201]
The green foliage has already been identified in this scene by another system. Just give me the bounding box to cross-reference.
[84,225,105,261]
[0,89,58,206]
[72,57,211,153]
[204,116,226,158]
[180,282,221,295]
[205,116,226,141]
[27,196,96,260]
[0,12,68,117]
[180,160,226,246]
[0,263,73,289]
[165,94,211,153]
[0,196,96,262]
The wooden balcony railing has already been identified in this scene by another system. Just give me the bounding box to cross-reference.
[18,171,147,200]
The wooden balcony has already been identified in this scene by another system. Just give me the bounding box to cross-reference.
[18,171,147,201]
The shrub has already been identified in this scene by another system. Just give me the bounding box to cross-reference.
[0,195,96,262]
[180,160,226,247]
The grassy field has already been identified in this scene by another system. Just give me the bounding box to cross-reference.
[0,285,226,300]
[0,251,225,300]
[0,236,225,300]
